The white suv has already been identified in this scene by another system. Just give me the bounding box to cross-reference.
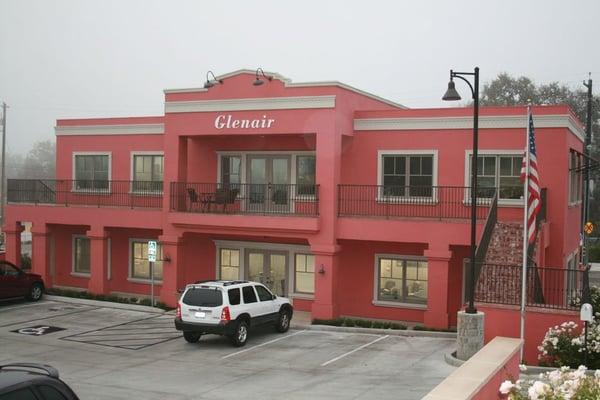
[174,280,293,347]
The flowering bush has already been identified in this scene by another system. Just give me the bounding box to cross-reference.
[538,321,600,369]
[500,365,600,399]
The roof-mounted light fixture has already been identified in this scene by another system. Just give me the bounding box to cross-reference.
[253,68,273,86]
[204,71,223,89]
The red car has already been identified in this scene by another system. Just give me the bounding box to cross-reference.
[0,261,44,301]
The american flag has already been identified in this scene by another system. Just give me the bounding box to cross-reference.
[520,111,541,245]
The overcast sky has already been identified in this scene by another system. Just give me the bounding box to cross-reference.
[1,0,599,153]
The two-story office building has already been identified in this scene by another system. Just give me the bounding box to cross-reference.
[4,70,585,329]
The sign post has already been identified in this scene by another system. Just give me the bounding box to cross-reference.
[148,241,157,307]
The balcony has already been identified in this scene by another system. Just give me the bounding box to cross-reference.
[338,185,495,220]
[170,182,319,216]
[7,179,163,209]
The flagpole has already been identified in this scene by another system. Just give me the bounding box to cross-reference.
[520,105,531,361]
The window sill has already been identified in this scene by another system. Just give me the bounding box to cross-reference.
[130,191,163,197]
[127,278,163,285]
[71,189,111,195]
[372,300,427,310]
[71,272,91,278]
[463,199,524,208]
[290,292,314,300]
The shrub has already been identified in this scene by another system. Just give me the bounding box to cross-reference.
[413,325,457,332]
[500,365,600,399]
[312,318,406,330]
[45,287,173,310]
[538,321,600,369]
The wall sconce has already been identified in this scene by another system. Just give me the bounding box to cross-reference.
[163,254,172,263]
[253,68,273,86]
[204,70,223,89]
[318,264,325,274]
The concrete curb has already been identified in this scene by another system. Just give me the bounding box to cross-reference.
[305,324,457,338]
[45,295,167,314]
[444,351,465,367]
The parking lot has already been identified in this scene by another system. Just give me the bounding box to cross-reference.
[0,299,456,399]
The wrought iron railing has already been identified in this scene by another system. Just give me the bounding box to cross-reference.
[337,185,495,219]
[474,263,582,310]
[7,179,163,209]
[170,182,319,216]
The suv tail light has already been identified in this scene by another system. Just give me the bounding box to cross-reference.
[176,304,181,319]
[220,306,230,322]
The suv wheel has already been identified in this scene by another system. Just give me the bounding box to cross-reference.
[183,331,202,343]
[275,310,291,333]
[28,283,43,301]
[230,320,249,347]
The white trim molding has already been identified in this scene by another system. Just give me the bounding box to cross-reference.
[71,234,91,277]
[165,95,336,113]
[128,238,163,283]
[373,253,428,309]
[56,124,164,136]
[163,69,406,109]
[354,114,585,142]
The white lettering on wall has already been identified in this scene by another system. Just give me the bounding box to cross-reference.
[214,115,275,130]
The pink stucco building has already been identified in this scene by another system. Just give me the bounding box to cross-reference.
[4,69,585,330]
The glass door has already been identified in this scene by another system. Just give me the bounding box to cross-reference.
[247,155,291,213]
[246,250,288,296]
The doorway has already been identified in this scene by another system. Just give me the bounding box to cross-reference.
[246,249,288,296]
[247,155,291,213]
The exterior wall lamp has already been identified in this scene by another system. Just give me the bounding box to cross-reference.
[442,67,480,315]
[253,68,273,86]
[204,70,223,89]
[318,264,325,274]
[162,254,172,263]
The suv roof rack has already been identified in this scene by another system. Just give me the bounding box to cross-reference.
[0,364,59,379]
[223,280,248,286]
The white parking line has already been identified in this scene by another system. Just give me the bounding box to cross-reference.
[221,330,306,359]
[321,335,389,367]
[0,301,57,312]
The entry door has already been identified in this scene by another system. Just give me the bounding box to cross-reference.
[246,250,288,296]
[247,156,291,213]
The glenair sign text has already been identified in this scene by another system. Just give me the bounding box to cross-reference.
[214,115,275,129]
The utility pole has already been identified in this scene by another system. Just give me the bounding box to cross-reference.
[582,75,593,304]
[1,102,6,228]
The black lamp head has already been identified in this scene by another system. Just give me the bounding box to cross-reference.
[442,80,462,101]
[253,68,272,86]
[204,70,222,89]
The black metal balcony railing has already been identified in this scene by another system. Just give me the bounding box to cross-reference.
[338,185,496,219]
[7,179,163,209]
[473,263,582,310]
[170,182,319,216]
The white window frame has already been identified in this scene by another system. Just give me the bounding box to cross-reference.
[127,238,163,284]
[130,151,164,195]
[72,152,112,193]
[294,253,315,295]
[216,151,317,202]
[372,253,428,309]
[71,234,91,277]
[464,150,524,207]
[376,150,438,203]
[213,240,314,300]
[568,149,583,206]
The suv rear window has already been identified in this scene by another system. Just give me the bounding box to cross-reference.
[182,288,223,307]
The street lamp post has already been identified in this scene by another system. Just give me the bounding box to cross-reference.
[442,67,480,314]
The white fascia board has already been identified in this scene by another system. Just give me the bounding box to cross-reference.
[354,114,585,142]
[164,95,336,113]
[56,124,164,136]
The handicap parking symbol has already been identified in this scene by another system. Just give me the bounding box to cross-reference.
[12,325,66,336]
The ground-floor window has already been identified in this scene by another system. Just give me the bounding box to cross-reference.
[219,248,240,280]
[376,256,428,304]
[131,240,163,280]
[294,253,315,294]
[73,236,91,274]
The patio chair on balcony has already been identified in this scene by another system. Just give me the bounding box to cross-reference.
[200,187,240,213]
[187,188,200,211]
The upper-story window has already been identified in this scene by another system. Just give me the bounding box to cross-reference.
[569,150,583,204]
[296,155,316,196]
[221,156,241,186]
[132,154,164,192]
[74,153,109,190]
[379,153,435,197]
[468,154,524,200]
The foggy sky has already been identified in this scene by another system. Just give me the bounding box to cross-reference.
[1,0,598,154]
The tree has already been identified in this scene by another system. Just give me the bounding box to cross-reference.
[481,73,600,226]
[22,140,55,179]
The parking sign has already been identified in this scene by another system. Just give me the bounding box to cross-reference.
[148,240,157,262]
